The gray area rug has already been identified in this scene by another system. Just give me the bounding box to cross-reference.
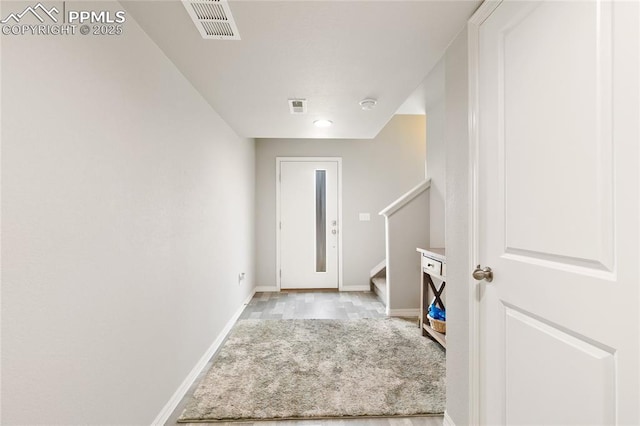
[179,318,445,422]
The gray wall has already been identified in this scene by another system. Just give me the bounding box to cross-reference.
[1,4,255,424]
[416,26,472,425]
[386,190,430,312]
[424,61,446,249]
[444,28,472,426]
[255,115,426,289]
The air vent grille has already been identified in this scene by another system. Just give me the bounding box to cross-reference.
[288,99,308,114]
[201,21,234,37]
[182,0,240,40]
[192,3,227,20]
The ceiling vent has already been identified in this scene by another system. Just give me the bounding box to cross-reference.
[288,99,307,114]
[181,0,241,40]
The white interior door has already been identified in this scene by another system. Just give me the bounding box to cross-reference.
[279,159,339,289]
[476,1,639,425]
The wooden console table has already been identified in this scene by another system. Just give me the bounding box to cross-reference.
[417,248,446,348]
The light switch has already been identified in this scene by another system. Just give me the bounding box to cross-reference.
[359,213,370,221]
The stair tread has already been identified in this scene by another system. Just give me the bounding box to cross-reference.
[369,259,386,278]
[371,276,387,286]
[371,276,387,306]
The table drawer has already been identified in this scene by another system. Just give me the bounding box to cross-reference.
[422,255,442,276]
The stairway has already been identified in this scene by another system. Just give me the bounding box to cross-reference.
[377,179,430,317]
[370,259,387,306]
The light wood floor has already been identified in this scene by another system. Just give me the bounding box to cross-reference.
[166,291,444,426]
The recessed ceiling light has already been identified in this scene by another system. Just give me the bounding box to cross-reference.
[313,119,333,128]
[359,98,377,111]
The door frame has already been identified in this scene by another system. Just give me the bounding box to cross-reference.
[275,157,343,292]
[467,2,502,425]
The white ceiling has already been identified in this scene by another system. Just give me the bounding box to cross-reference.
[122,1,481,139]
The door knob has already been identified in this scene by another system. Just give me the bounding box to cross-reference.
[472,265,493,282]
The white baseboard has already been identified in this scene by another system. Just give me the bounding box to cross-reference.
[340,285,371,292]
[443,410,456,426]
[388,308,420,317]
[254,285,279,292]
[253,286,373,292]
[151,289,256,425]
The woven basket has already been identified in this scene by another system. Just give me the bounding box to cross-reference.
[427,315,446,334]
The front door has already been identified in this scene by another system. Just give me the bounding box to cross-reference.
[476,1,639,424]
[278,159,340,289]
